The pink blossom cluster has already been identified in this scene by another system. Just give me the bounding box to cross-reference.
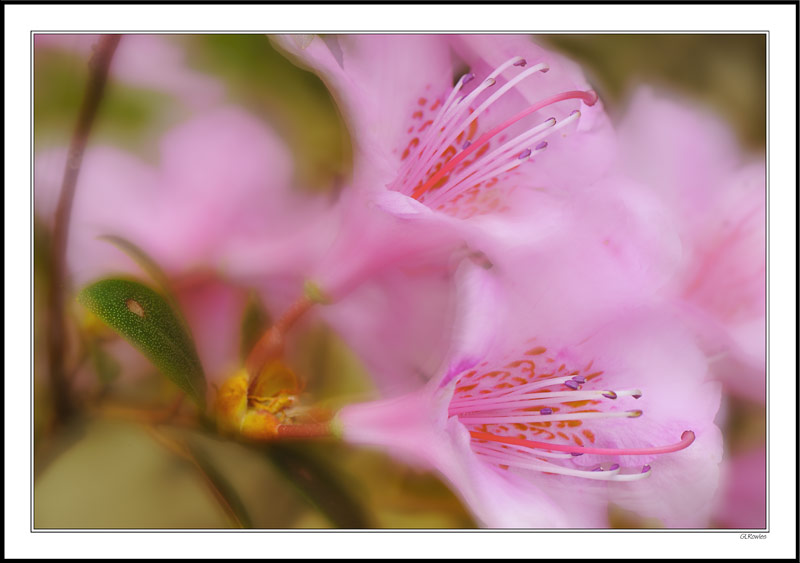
[35,34,765,528]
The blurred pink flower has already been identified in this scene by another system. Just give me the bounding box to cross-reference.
[713,445,766,529]
[35,106,315,288]
[35,107,324,381]
[618,88,766,403]
[35,34,225,110]
[611,88,767,533]
[336,199,723,527]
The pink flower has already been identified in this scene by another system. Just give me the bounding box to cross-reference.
[270,34,617,300]
[334,198,723,527]
[249,34,620,391]
[35,34,224,110]
[618,88,766,402]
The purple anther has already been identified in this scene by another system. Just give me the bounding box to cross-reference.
[641,465,651,473]
[632,391,643,399]
[601,391,618,400]
[591,467,603,472]
[540,407,553,415]
[534,141,548,151]
[609,463,620,471]
[572,375,586,384]
[518,148,532,160]
[513,58,527,67]
[461,73,475,86]
[565,380,579,390]
[570,452,584,457]
[462,140,472,150]
[570,109,580,116]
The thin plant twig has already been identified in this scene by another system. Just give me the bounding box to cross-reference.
[45,35,121,423]
[244,296,314,384]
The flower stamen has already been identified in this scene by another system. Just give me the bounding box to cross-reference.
[448,388,642,415]
[410,88,597,200]
[450,346,695,482]
[459,409,643,424]
[391,55,597,217]
[469,429,696,457]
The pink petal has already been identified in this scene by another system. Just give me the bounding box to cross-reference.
[172,275,247,385]
[152,106,298,272]
[713,446,766,529]
[619,88,765,400]
[308,191,460,301]
[34,146,162,286]
[322,268,457,396]
[619,87,740,225]
[447,34,617,191]
[437,261,506,388]
[570,311,724,527]
[35,108,300,284]
[338,386,607,527]
[272,34,454,186]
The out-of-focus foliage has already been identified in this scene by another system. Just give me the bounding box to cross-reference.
[34,49,178,157]
[541,34,766,149]
[33,34,765,529]
[184,35,353,192]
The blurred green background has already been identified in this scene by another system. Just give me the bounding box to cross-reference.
[33,34,766,529]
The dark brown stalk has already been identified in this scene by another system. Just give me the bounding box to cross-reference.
[45,35,121,423]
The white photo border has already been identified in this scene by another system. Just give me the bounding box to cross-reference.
[5,2,796,559]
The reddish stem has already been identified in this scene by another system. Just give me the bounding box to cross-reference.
[244,296,314,380]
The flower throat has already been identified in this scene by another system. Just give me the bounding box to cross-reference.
[390,56,598,217]
[448,343,695,482]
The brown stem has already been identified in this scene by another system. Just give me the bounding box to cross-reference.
[244,296,314,380]
[90,403,199,429]
[46,35,121,424]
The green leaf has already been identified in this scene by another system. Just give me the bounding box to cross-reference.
[77,278,206,407]
[98,234,188,327]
